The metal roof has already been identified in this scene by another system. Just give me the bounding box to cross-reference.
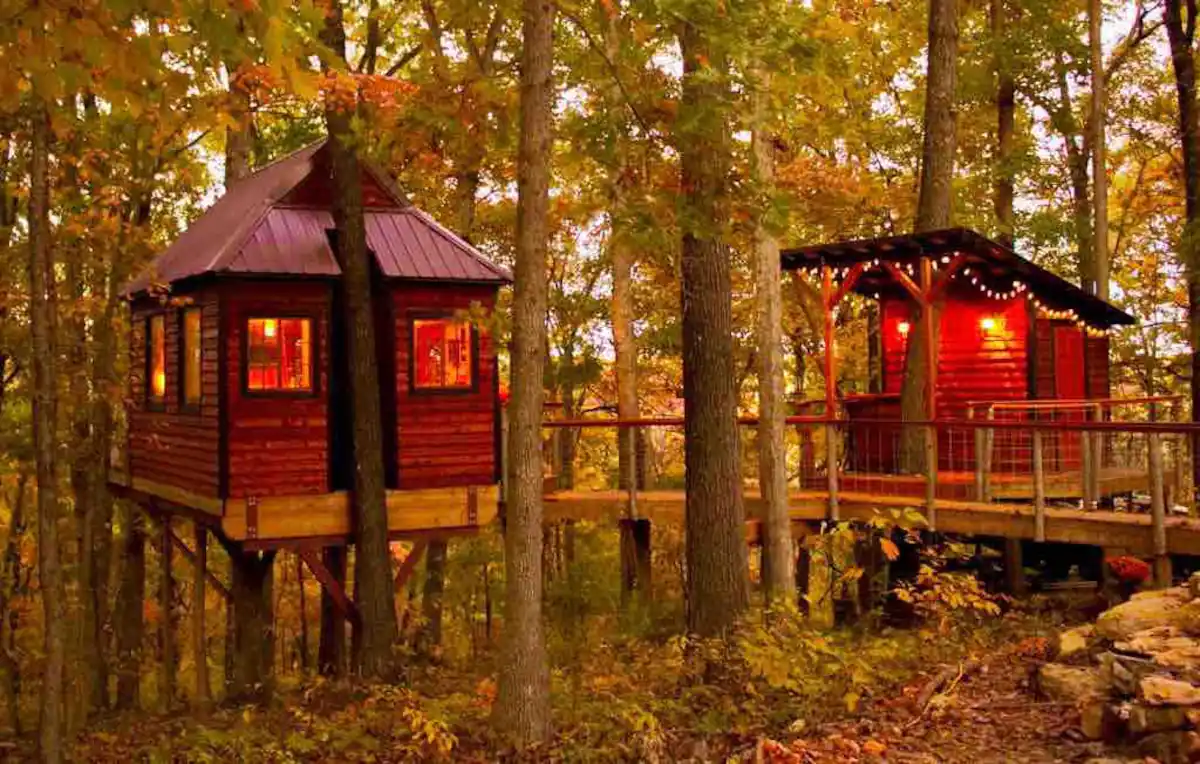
[781,227,1135,328]
[126,140,510,294]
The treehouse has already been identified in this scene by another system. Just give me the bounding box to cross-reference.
[112,141,510,548]
[783,228,1141,502]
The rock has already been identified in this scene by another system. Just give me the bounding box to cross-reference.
[1039,664,1108,705]
[1129,703,1189,734]
[1081,701,1124,741]
[1060,625,1098,659]
[1097,595,1187,641]
[1141,675,1200,706]
[1136,730,1200,763]
[1100,652,1159,696]
[1132,586,1190,603]
[1189,571,1200,600]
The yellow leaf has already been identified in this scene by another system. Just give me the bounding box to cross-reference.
[879,537,900,561]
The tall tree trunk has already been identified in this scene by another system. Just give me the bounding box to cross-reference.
[901,0,958,471]
[751,72,793,601]
[225,546,275,700]
[992,0,1015,248]
[30,101,66,764]
[113,506,145,710]
[317,546,347,677]
[1165,0,1200,506]
[321,0,399,679]
[677,18,749,637]
[494,0,553,745]
[0,474,28,736]
[1089,0,1109,299]
[415,541,446,660]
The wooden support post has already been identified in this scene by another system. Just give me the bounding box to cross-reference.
[168,528,231,602]
[298,548,359,626]
[394,539,429,590]
[924,425,937,530]
[1032,429,1046,542]
[626,426,639,519]
[972,409,984,501]
[1150,433,1171,587]
[821,265,839,521]
[1003,538,1026,595]
[983,407,994,502]
[919,256,937,530]
[795,543,811,616]
[159,517,175,712]
[192,524,210,710]
[1081,405,1096,510]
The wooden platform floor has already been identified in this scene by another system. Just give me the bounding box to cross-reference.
[543,486,1200,557]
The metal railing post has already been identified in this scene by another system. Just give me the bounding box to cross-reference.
[1150,432,1170,586]
[1032,429,1046,542]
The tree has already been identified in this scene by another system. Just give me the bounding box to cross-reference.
[677,7,749,637]
[494,0,553,745]
[991,0,1016,247]
[751,69,793,601]
[319,0,400,680]
[1164,0,1200,502]
[1089,0,1109,299]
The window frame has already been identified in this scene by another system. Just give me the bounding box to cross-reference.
[179,306,204,412]
[240,314,320,398]
[145,313,166,411]
[407,312,480,395]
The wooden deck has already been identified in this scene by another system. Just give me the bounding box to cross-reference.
[543,487,1200,557]
[109,472,499,547]
[827,465,1154,501]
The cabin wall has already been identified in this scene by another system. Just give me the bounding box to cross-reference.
[1086,334,1111,398]
[127,289,221,496]
[224,281,332,498]
[392,283,498,489]
[880,291,1030,416]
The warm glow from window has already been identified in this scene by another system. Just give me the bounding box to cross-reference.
[148,315,165,402]
[413,318,473,389]
[980,316,999,333]
[183,308,202,406]
[247,318,312,392]
[897,320,911,337]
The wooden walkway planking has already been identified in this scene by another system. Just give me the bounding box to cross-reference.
[543,488,1200,557]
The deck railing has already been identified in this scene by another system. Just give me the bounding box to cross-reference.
[538,411,1198,576]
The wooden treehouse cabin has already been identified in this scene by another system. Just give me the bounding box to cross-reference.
[783,227,1143,503]
[111,141,510,549]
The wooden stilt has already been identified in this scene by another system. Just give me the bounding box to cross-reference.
[298,548,359,626]
[159,517,175,712]
[393,539,429,590]
[167,528,231,601]
[192,524,210,709]
[1003,537,1025,595]
[1150,432,1171,587]
[821,265,840,521]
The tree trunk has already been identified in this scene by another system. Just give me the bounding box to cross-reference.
[677,19,750,637]
[1164,0,1200,506]
[192,526,210,708]
[318,546,347,677]
[751,72,794,602]
[901,0,958,471]
[158,518,175,712]
[992,0,1015,248]
[414,540,447,660]
[1089,0,1109,300]
[0,474,28,735]
[113,506,145,711]
[225,547,275,700]
[494,0,553,745]
[30,100,66,764]
[321,0,399,679]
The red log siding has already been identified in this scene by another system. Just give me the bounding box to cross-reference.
[224,282,332,498]
[880,291,1030,417]
[1033,318,1056,398]
[1086,335,1110,398]
[127,290,221,495]
[392,283,498,489]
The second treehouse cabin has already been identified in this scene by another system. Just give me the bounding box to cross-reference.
[784,228,1145,504]
[113,141,511,548]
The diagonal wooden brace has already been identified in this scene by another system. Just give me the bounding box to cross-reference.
[394,538,429,589]
[298,547,360,626]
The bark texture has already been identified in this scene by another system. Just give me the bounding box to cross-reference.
[226,548,275,700]
[321,0,399,679]
[1089,0,1109,300]
[751,75,794,601]
[113,506,145,710]
[1164,0,1200,504]
[415,540,447,660]
[991,0,1015,248]
[494,0,553,745]
[30,101,66,764]
[317,546,348,677]
[678,19,750,637]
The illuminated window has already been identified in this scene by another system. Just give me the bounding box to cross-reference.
[147,315,166,404]
[246,318,313,392]
[182,308,202,407]
[412,318,474,390]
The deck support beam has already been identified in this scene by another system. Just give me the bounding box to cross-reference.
[167,528,231,602]
[394,539,429,590]
[299,547,359,626]
[1003,538,1025,595]
[1150,433,1171,586]
[192,524,210,710]
[821,265,840,521]
[159,517,176,712]
[919,256,938,530]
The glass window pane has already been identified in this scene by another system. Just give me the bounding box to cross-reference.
[183,309,202,405]
[247,317,312,392]
[148,315,165,401]
[413,318,472,389]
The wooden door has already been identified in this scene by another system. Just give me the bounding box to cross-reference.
[1053,326,1086,470]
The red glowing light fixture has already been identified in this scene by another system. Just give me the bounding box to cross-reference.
[897,321,911,337]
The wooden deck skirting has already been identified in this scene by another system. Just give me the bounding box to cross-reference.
[543,488,1200,557]
[109,470,499,545]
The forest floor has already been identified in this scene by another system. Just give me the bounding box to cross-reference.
[47,595,1139,763]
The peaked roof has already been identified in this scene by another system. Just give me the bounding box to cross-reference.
[126,141,511,294]
[781,227,1135,328]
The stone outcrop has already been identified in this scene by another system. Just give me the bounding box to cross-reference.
[1037,573,1200,763]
